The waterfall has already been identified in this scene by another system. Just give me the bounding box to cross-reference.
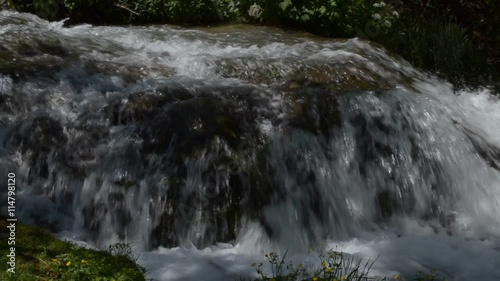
[1,11,499,280]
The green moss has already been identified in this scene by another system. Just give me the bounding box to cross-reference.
[0,218,145,281]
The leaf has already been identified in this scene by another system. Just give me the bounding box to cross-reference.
[319,6,327,15]
[279,0,292,11]
[304,8,314,15]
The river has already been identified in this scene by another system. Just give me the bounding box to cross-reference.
[1,11,499,281]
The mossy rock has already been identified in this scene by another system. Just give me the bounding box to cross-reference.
[0,218,145,281]
[0,33,73,82]
[104,92,174,126]
[81,60,175,85]
[215,58,287,85]
[215,57,394,90]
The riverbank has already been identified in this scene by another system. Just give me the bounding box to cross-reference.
[2,0,498,89]
[0,218,145,280]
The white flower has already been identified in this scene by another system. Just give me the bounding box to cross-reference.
[373,3,381,8]
[372,13,381,20]
[392,11,399,18]
[384,20,392,27]
[380,1,386,7]
[248,3,263,18]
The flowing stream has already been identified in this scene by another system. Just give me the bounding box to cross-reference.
[1,11,500,281]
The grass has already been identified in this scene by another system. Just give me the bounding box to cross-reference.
[0,217,146,281]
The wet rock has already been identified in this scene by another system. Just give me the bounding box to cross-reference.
[151,160,271,248]
[0,91,29,125]
[0,54,67,81]
[143,83,274,248]
[460,123,500,171]
[216,58,394,90]
[18,37,68,57]
[4,116,66,181]
[376,190,397,219]
[286,86,342,138]
[121,83,266,155]
[0,33,74,81]
[140,97,242,154]
[54,114,110,177]
[100,81,276,248]
[103,81,205,126]
[104,92,173,125]
[285,63,393,91]
[29,116,67,151]
[216,59,287,85]
[8,116,67,152]
[82,60,175,84]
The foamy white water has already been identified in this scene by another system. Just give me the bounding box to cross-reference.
[1,11,499,281]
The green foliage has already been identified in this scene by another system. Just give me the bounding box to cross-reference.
[480,0,500,46]
[0,218,145,281]
[289,0,361,36]
[3,0,30,12]
[244,0,372,37]
[0,0,14,10]
[249,248,383,281]
[61,0,222,24]
[3,0,63,20]
[371,11,490,87]
[397,0,499,62]
[212,0,243,22]
[370,1,400,33]
[244,250,449,281]
[252,250,308,280]
[63,0,117,24]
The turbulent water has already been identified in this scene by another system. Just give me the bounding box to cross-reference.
[1,11,500,281]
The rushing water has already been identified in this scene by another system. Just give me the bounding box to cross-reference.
[1,11,500,281]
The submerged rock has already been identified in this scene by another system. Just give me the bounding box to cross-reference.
[285,85,343,138]
[8,116,67,152]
